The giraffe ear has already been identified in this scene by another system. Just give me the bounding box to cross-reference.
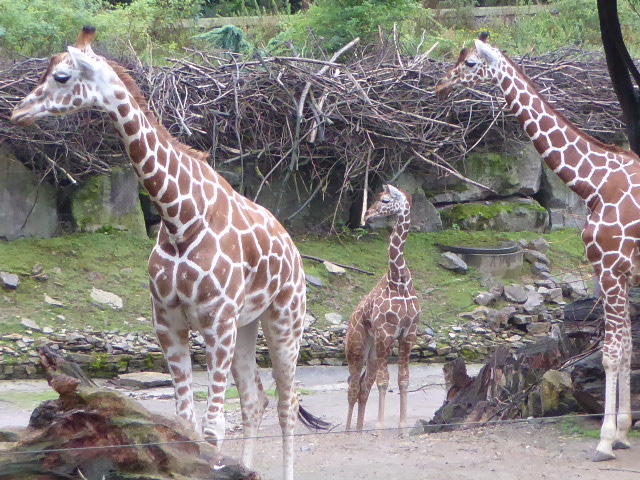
[386,185,404,200]
[67,46,99,78]
[474,39,499,66]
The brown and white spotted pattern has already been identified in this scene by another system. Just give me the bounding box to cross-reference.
[436,36,638,462]
[345,185,421,432]
[11,27,308,480]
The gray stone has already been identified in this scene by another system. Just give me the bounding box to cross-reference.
[20,318,41,331]
[304,312,317,330]
[323,261,346,275]
[538,166,588,230]
[305,274,323,287]
[486,308,512,332]
[474,291,496,306]
[526,322,551,335]
[531,262,551,275]
[0,146,58,240]
[511,314,533,325]
[504,284,528,303]
[529,237,550,254]
[409,190,442,233]
[523,249,550,265]
[72,167,146,236]
[538,287,564,303]
[44,294,64,307]
[117,372,173,389]
[523,292,545,314]
[324,312,344,325]
[560,273,589,299]
[90,287,124,310]
[438,252,468,274]
[0,271,20,290]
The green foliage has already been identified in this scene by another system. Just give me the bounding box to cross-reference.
[0,0,205,61]
[193,24,253,53]
[275,0,423,54]
[0,0,102,56]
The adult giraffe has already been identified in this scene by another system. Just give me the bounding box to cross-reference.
[435,34,636,462]
[345,185,420,432]
[11,27,326,479]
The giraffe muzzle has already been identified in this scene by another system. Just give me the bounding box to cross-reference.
[10,108,37,127]
[434,80,454,100]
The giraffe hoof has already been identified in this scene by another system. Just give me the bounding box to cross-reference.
[592,450,615,462]
[613,441,631,450]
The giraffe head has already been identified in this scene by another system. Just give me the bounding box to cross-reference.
[11,26,116,127]
[364,185,411,223]
[435,33,502,100]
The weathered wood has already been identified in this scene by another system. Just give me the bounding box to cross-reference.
[0,347,258,480]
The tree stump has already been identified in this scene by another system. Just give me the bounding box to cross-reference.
[0,346,259,480]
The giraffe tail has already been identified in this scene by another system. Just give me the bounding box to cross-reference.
[298,405,331,431]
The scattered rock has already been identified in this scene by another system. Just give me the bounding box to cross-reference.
[0,271,19,290]
[324,312,344,325]
[474,291,496,306]
[90,287,123,310]
[20,318,41,331]
[523,249,550,265]
[526,322,551,335]
[44,294,64,307]
[323,261,346,275]
[523,292,545,314]
[504,284,527,303]
[304,312,317,330]
[116,371,173,389]
[305,274,323,287]
[529,237,550,254]
[31,264,49,282]
[511,314,533,326]
[438,252,468,274]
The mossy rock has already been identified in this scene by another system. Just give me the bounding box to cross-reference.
[439,198,549,232]
[72,168,146,237]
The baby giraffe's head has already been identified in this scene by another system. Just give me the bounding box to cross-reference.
[364,184,411,223]
[435,33,502,100]
[11,26,114,127]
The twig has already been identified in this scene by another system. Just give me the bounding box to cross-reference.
[300,254,375,276]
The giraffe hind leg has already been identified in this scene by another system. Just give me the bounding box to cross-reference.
[231,319,267,469]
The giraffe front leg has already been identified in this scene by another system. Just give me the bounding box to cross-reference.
[397,333,416,430]
[613,328,633,450]
[200,315,237,447]
[154,305,197,429]
[594,271,629,462]
[345,324,369,431]
[374,337,394,430]
[356,344,377,431]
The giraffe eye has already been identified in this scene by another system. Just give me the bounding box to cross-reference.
[381,197,391,204]
[464,60,477,68]
[53,73,71,84]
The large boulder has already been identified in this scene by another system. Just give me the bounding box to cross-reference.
[438,197,550,232]
[0,146,58,240]
[427,146,542,204]
[537,165,589,230]
[72,167,146,237]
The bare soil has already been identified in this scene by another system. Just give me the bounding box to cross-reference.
[1,365,639,480]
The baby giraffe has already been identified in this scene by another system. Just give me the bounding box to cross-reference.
[345,184,421,431]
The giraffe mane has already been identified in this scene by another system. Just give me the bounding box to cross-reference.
[105,59,210,163]
[501,54,637,159]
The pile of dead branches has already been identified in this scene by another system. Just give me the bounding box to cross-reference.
[0,40,625,212]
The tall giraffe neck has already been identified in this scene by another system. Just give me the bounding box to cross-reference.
[387,211,411,284]
[493,57,601,202]
[108,91,210,239]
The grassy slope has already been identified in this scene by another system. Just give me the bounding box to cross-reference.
[0,229,590,340]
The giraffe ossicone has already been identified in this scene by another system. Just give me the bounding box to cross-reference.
[11,26,328,480]
[345,184,421,432]
[436,34,637,462]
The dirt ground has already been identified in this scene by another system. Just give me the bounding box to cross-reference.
[1,365,639,480]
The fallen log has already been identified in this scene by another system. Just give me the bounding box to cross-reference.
[0,346,258,480]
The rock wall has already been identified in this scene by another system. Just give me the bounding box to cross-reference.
[0,146,57,240]
[0,136,590,239]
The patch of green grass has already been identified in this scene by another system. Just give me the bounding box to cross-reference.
[0,229,589,342]
[194,387,311,401]
[561,415,640,440]
[0,231,155,336]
